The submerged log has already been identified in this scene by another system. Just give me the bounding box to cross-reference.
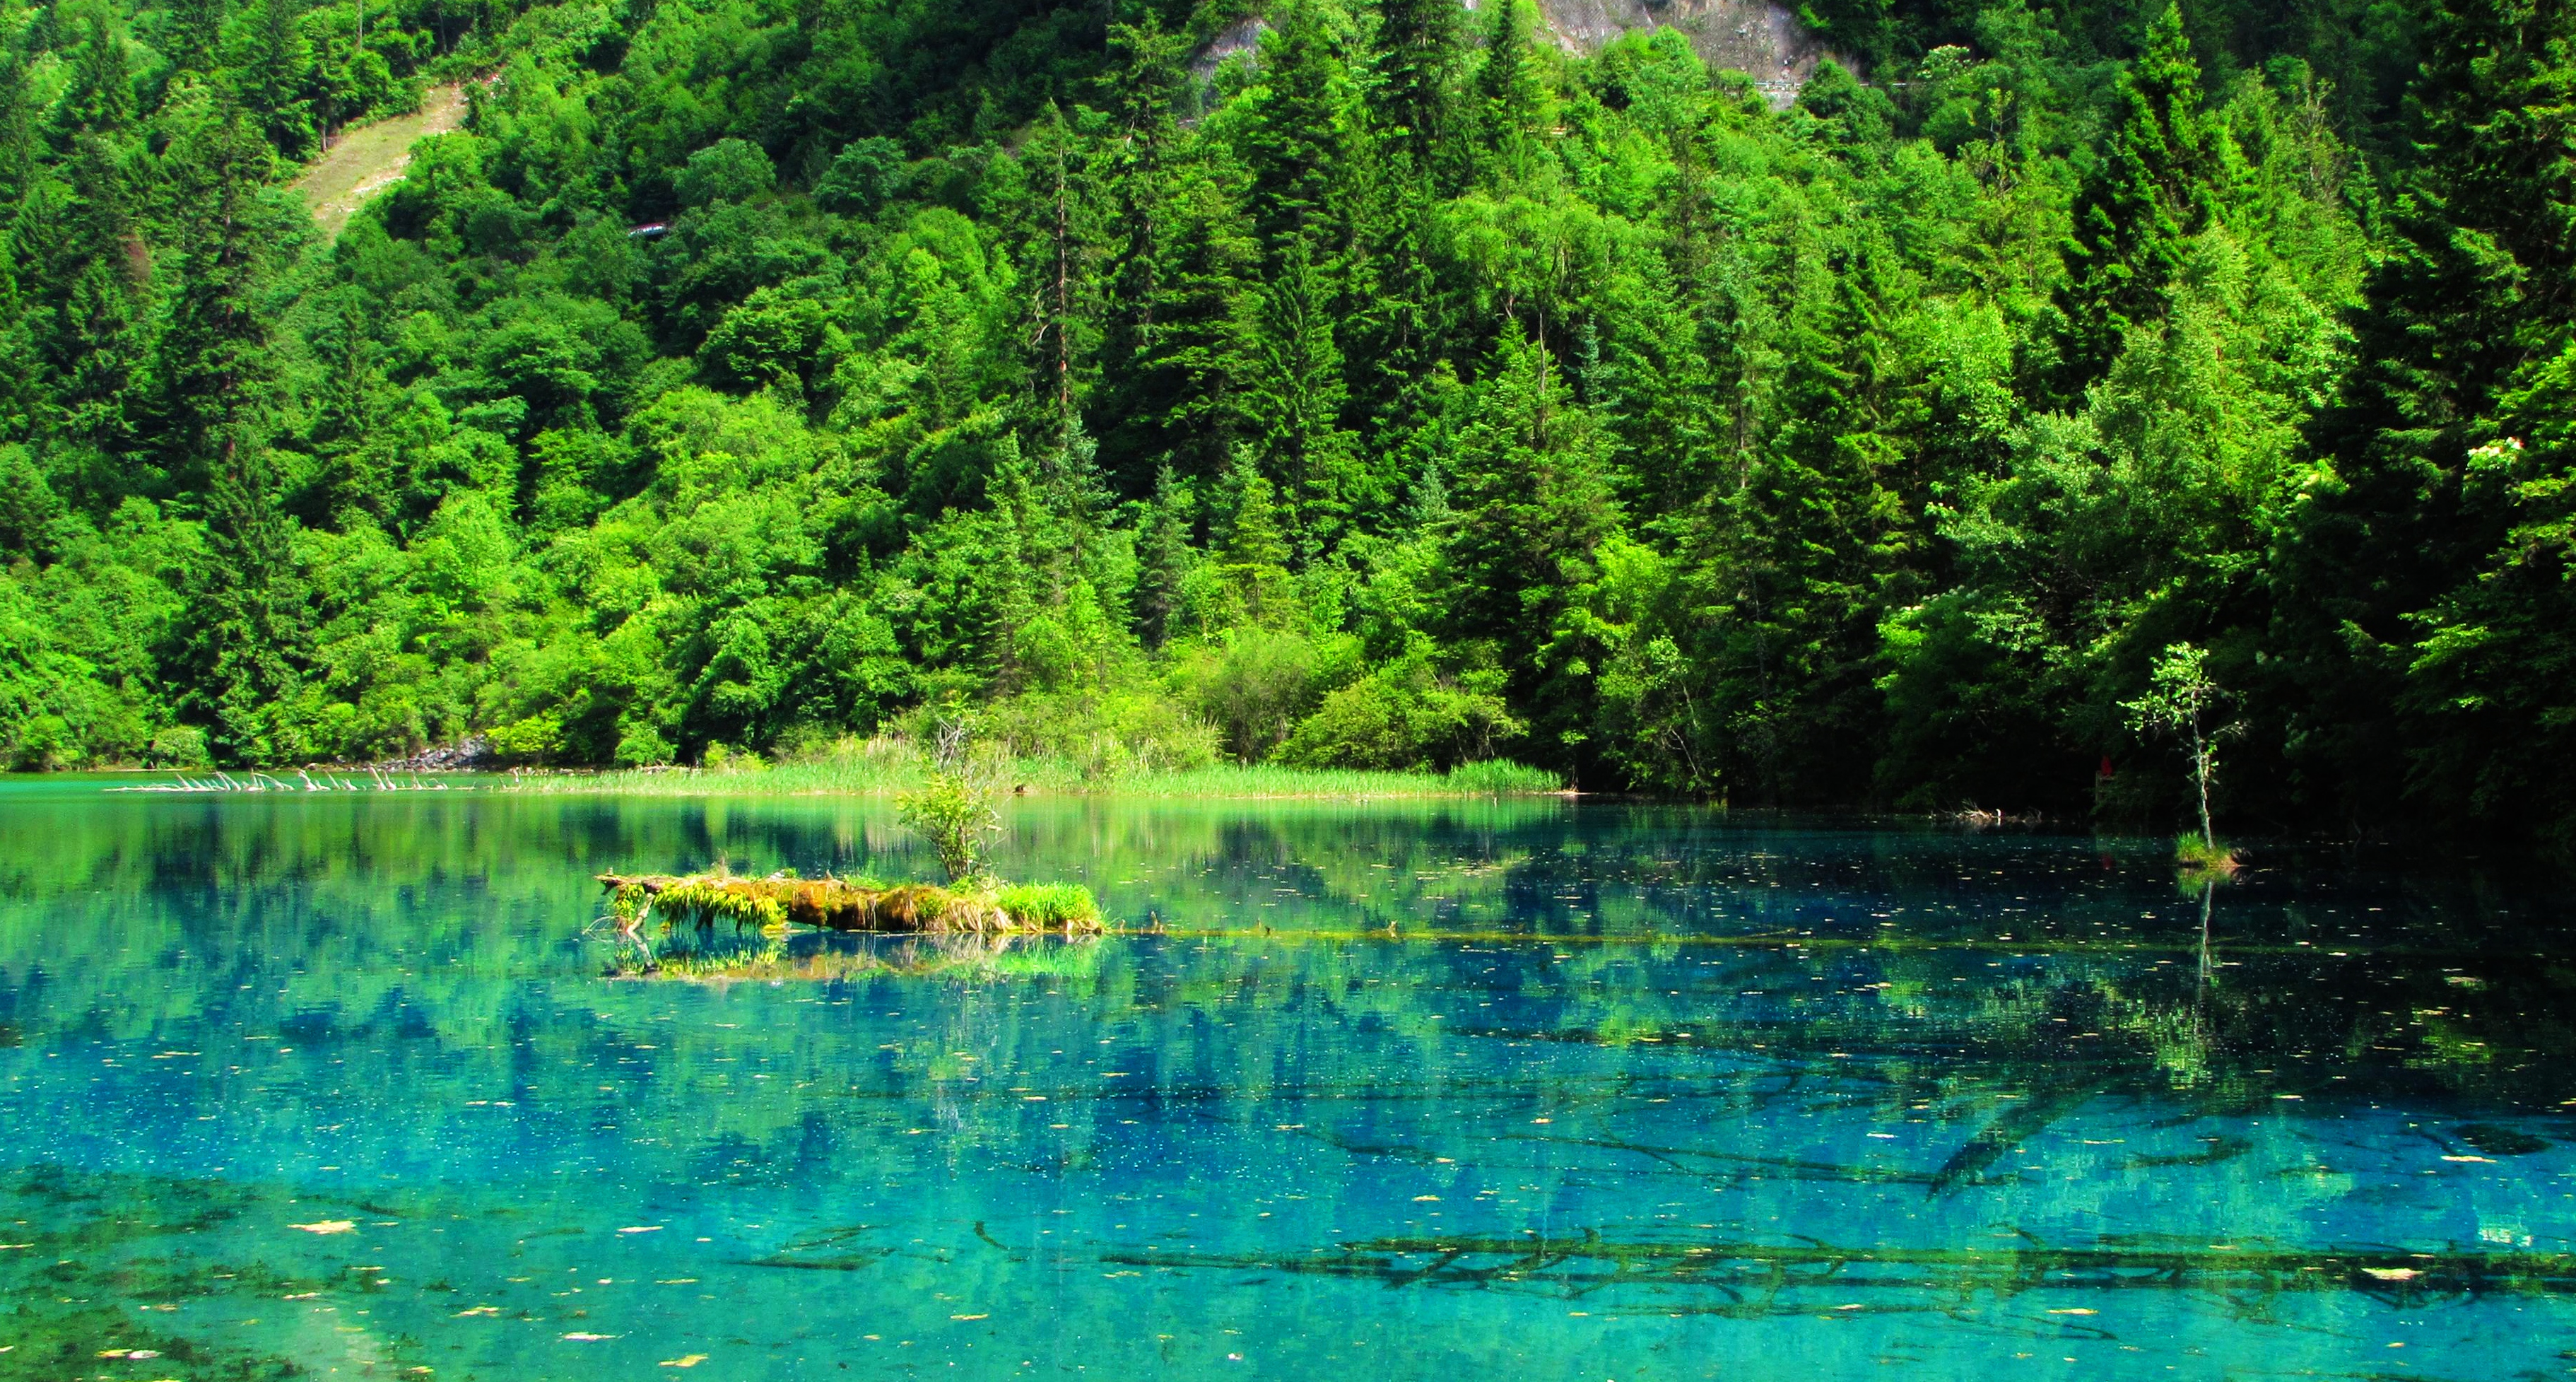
[596,872,1103,936]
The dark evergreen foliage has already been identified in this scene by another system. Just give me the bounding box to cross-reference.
[0,0,2565,853]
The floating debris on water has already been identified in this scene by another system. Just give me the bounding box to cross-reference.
[108,768,457,793]
[1107,1232,2576,1306]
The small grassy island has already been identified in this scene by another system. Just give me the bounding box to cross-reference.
[595,868,1110,982]
[601,870,1106,937]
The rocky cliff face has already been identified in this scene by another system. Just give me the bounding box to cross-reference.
[1531,0,1845,101]
[1194,0,1847,107]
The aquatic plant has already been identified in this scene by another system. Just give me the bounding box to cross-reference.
[993,882,1106,929]
[895,718,1004,881]
[2124,643,2242,855]
[597,871,1103,936]
[497,735,1570,800]
[1443,759,1566,795]
[604,877,654,928]
[897,771,1001,882]
[608,928,1108,983]
[2174,831,2241,872]
[655,876,789,928]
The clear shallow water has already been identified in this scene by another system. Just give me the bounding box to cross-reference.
[1,782,2572,1381]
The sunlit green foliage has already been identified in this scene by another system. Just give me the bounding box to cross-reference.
[895,764,1000,881]
[0,0,2561,848]
[992,879,1104,927]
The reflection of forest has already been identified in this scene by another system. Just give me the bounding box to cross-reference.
[1,792,2567,1164]
[612,927,1110,983]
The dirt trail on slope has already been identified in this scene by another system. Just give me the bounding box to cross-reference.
[296,82,470,240]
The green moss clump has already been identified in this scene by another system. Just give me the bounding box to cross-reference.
[654,877,789,928]
[598,871,1104,936]
[994,882,1104,928]
[2175,833,2240,872]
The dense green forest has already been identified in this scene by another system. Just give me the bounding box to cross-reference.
[0,0,2568,845]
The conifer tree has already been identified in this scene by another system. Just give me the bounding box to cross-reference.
[0,231,31,446]
[1471,0,1550,185]
[57,8,137,137]
[238,0,314,155]
[2058,2,2216,390]
[0,47,31,204]
[2283,0,2576,835]
[197,420,305,761]
[1210,447,1293,622]
[1217,452,1292,573]
[1100,14,1187,342]
[158,104,277,483]
[1232,238,1358,550]
[163,104,302,761]
[1020,102,1099,430]
[2331,0,2575,454]
[1236,0,1358,251]
[1091,16,1192,491]
[55,257,140,452]
[41,135,145,466]
[171,0,228,73]
[1375,0,1464,180]
[1437,330,1618,763]
[1132,465,1197,648]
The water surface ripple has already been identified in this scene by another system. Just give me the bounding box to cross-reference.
[0,782,2568,1379]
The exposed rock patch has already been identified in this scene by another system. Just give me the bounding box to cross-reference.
[370,736,495,771]
[1529,0,1847,102]
[1191,0,1847,106]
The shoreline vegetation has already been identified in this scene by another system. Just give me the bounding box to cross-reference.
[40,739,1572,800]
[512,749,1568,800]
[6,0,2570,860]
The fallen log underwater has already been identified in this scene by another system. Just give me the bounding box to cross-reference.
[598,871,1105,936]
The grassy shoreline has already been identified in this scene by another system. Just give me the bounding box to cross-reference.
[501,749,1567,800]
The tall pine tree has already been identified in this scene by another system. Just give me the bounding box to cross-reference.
[56,7,137,137]
[2282,0,2576,840]
[163,105,305,761]
[1235,0,1359,252]
[1471,0,1551,187]
[1375,0,1464,185]
[2057,2,2218,392]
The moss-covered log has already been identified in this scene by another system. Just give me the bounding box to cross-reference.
[597,872,1104,935]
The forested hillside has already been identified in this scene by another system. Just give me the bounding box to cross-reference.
[0,0,2569,848]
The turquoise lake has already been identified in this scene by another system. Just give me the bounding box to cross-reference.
[1,780,2571,1380]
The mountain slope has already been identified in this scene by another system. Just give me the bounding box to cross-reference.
[1199,0,1846,105]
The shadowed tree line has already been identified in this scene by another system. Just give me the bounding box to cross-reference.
[0,0,2569,853]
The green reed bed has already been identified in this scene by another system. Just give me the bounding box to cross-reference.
[1098,759,1567,799]
[508,742,1564,800]
[992,881,1107,927]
